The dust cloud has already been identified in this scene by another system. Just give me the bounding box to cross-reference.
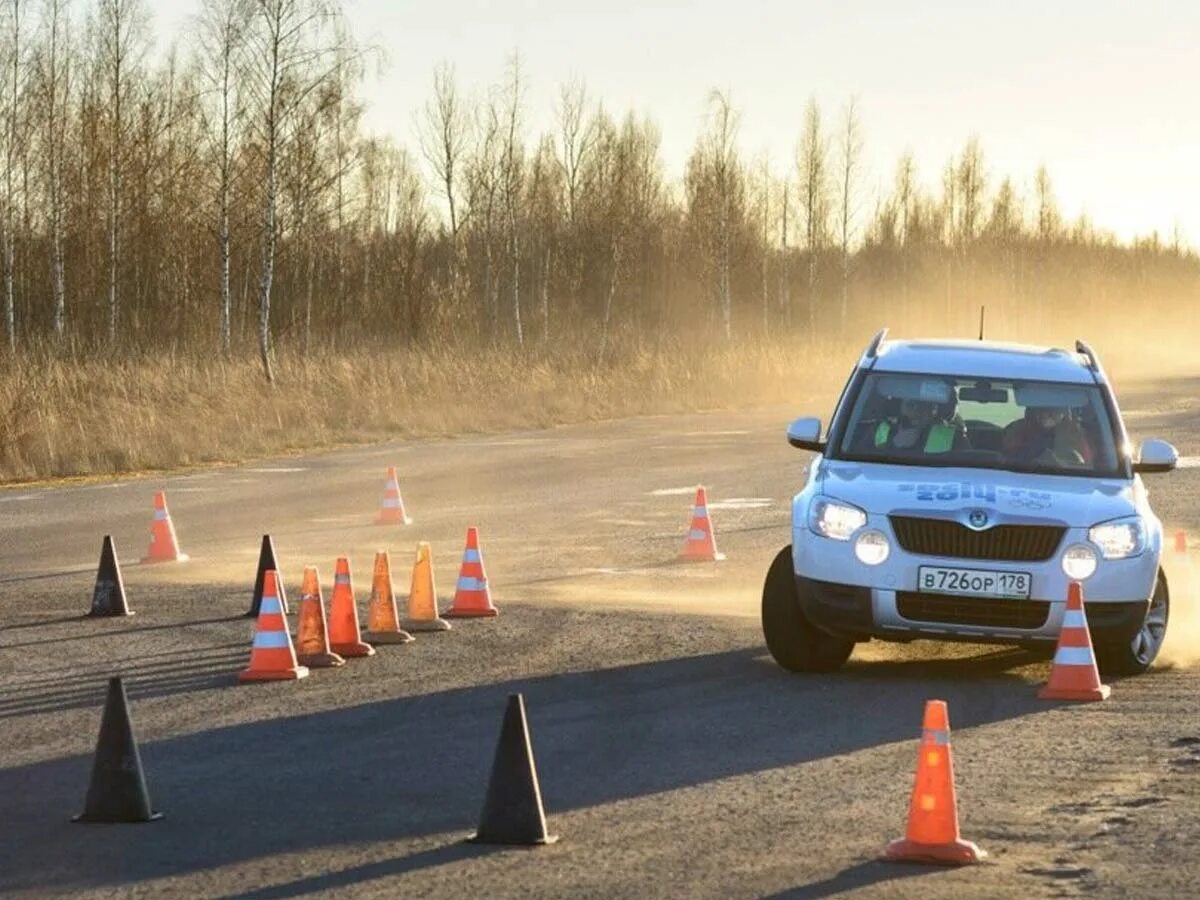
[1158,541,1200,669]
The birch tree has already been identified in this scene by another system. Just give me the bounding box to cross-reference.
[197,0,251,353]
[835,96,862,330]
[32,0,71,337]
[797,98,829,330]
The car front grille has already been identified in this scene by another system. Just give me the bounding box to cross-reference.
[889,515,1065,562]
[896,591,1051,630]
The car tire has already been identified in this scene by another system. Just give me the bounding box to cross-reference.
[1094,569,1170,677]
[761,545,855,673]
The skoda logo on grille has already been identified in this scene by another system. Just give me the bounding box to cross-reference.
[967,509,990,531]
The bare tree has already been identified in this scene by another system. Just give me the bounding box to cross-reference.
[835,96,862,330]
[243,0,341,381]
[797,97,829,331]
[555,77,596,228]
[418,61,468,246]
[498,52,524,347]
[197,0,251,353]
[32,0,72,338]
[95,0,148,345]
[1,0,26,350]
[1034,164,1059,244]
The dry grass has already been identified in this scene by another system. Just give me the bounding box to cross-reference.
[0,338,851,484]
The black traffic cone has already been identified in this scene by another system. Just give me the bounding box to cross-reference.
[247,534,288,617]
[469,693,558,846]
[88,536,131,618]
[72,677,162,824]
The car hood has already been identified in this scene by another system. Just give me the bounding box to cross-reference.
[815,459,1139,526]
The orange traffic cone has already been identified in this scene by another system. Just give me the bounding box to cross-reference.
[328,556,375,658]
[238,571,309,683]
[376,466,412,525]
[141,491,188,564]
[680,486,724,562]
[403,542,450,632]
[446,527,499,618]
[1039,582,1110,701]
[364,551,414,644]
[294,566,345,668]
[884,699,986,865]
[1174,530,1188,556]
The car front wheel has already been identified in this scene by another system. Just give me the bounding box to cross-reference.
[1095,570,1169,677]
[761,545,855,673]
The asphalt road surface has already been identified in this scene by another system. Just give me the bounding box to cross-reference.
[2,378,1199,899]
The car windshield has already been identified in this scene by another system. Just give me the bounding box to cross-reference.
[836,372,1122,477]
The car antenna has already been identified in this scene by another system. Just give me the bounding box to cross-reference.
[978,306,986,341]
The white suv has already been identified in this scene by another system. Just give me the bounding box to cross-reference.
[763,332,1177,675]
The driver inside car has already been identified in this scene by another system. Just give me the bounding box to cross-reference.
[1002,405,1095,466]
[873,396,962,455]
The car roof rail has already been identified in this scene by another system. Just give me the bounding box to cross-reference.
[864,328,889,359]
[1075,339,1099,371]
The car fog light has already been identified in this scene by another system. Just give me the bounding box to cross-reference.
[1062,544,1098,580]
[854,530,891,566]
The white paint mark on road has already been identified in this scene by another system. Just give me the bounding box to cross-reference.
[708,498,773,511]
[583,566,715,578]
[228,478,259,485]
[601,519,652,527]
[171,487,211,494]
[310,515,364,524]
[0,494,38,502]
[245,467,308,473]
[649,487,698,496]
[683,430,750,437]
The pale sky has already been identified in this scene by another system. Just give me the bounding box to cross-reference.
[153,0,1199,246]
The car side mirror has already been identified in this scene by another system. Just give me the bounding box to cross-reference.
[787,417,825,452]
[1133,439,1177,474]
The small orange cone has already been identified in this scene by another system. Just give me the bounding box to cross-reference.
[376,466,412,525]
[141,491,188,564]
[884,699,986,865]
[364,551,414,644]
[238,571,309,683]
[680,486,724,562]
[403,542,450,632]
[1039,582,1111,701]
[294,566,345,668]
[328,556,375,658]
[1174,530,1188,556]
[446,527,499,618]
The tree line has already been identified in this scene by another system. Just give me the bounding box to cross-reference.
[0,0,1195,380]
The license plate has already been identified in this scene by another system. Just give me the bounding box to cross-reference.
[917,566,1032,599]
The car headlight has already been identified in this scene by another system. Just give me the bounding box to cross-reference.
[1088,517,1146,560]
[854,530,890,565]
[809,498,867,541]
[1062,544,1098,580]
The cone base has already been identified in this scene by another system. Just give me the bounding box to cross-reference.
[404,618,452,632]
[73,811,163,825]
[884,837,987,866]
[140,554,190,565]
[1039,682,1111,701]
[364,630,414,644]
[330,641,376,657]
[238,665,310,683]
[679,551,726,562]
[85,610,134,618]
[445,606,499,618]
[468,831,559,847]
[297,651,346,668]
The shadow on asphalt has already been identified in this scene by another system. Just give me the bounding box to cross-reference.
[762,858,951,899]
[0,640,1045,895]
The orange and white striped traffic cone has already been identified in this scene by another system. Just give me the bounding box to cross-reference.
[884,699,986,865]
[679,486,724,562]
[1039,582,1110,701]
[141,491,188,564]
[238,571,309,683]
[328,556,375,658]
[376,466,412,525]
[445,527,499,618]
